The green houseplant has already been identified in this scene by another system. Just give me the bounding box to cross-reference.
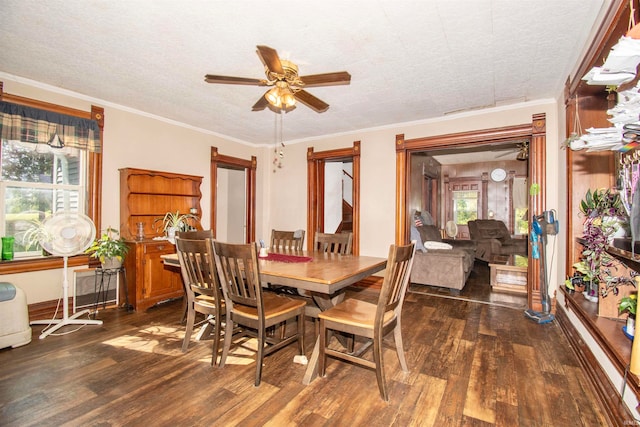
[21,218,53,255]
[153,211,199,243]
[619,291,638,337]
[85,227,129,269]
[619,293,637,317]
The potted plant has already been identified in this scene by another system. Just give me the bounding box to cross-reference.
[21,218,53,256]
[85,227,129,270]
[153,211,199,243]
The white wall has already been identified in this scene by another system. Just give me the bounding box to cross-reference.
[1,76,564,306]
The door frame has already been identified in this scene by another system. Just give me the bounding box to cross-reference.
[210,147,257,243]
[307,141,360,255]
[395,114,547,311]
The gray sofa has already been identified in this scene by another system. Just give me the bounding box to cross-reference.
[410,224,476,293]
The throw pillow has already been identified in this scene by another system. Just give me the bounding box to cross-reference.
[416,224,442,244]
[410,226,427,252]
[424,241,453,250]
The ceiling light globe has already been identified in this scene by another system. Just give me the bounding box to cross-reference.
[266,87,281,107]
[282,92,296,107]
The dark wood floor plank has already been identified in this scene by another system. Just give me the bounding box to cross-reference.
[0,263,613,426]
[402,372,447,426]
[494,333,518,407]
[464,332,497,424]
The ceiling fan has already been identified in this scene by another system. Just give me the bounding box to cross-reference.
[204,45,351,113]
[495,141,529,161]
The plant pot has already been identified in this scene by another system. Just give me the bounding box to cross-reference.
[101,257,122,270]
[584,279,599,303]
[627,315,636,337]
[167,226,178,244]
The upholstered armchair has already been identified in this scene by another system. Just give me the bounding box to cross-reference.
[468,219,527,262]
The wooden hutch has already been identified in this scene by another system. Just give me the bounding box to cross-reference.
[119,167,203,311]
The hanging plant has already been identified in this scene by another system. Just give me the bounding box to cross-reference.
[576,188,630,301]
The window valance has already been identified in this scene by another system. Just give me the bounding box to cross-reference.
[0,101,101,152]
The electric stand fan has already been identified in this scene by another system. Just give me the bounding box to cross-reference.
[445,221,458,239]
[30,211,101,339]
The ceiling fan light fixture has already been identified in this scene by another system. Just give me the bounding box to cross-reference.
[265,87,281,106]
[265,81,296,109]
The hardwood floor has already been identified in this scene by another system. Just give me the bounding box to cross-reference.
[0,264,610,426]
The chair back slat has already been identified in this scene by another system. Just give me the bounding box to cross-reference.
[313,232,353,255]
[375,242,416,328]
[176,229,214,240]
[175,237,220,299]
[213,241,262,311]
[270,230,305,251]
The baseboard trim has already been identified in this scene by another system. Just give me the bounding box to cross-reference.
[556,307,634,426]
[28,298,72,322]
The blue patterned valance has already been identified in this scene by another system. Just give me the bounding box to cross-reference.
[0,101,101,152]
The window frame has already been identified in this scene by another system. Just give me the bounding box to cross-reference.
[0,84,103,274]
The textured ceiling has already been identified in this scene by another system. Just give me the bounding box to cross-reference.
[0,1,607,146]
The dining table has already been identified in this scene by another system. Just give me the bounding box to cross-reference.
[162,248,387,384]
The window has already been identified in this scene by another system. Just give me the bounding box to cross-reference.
[0,89,103,273]
[514,207,529,235]
[452,190,478,225]
[1,139,87,257]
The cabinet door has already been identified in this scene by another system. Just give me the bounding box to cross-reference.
[142,243,181,300]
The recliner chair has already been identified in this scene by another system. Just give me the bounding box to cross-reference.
[468,219,527,262]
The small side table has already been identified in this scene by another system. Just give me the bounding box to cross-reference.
[91,267,132,315]
[489,255,528,294]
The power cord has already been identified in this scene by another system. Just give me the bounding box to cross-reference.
[37,286,88,336]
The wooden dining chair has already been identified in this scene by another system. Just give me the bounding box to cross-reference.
[318,241,416,401]
[270,229,305,251]
[313,232,353,255]
[176,230,214,240]
[212,240,306,386]
[176,230,214,324]
[175,237,224,366]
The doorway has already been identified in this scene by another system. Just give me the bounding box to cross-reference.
[216,167,246,243]
[307,141,360,254]
[210,147,256,243]
[395,114,548,312]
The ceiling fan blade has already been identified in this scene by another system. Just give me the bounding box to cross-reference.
[495,150,517,158]
[252,93,270,111]
[299,71,352,87]
[204,75,267,86]
[294,90,329,113]
[256,45,284,75]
